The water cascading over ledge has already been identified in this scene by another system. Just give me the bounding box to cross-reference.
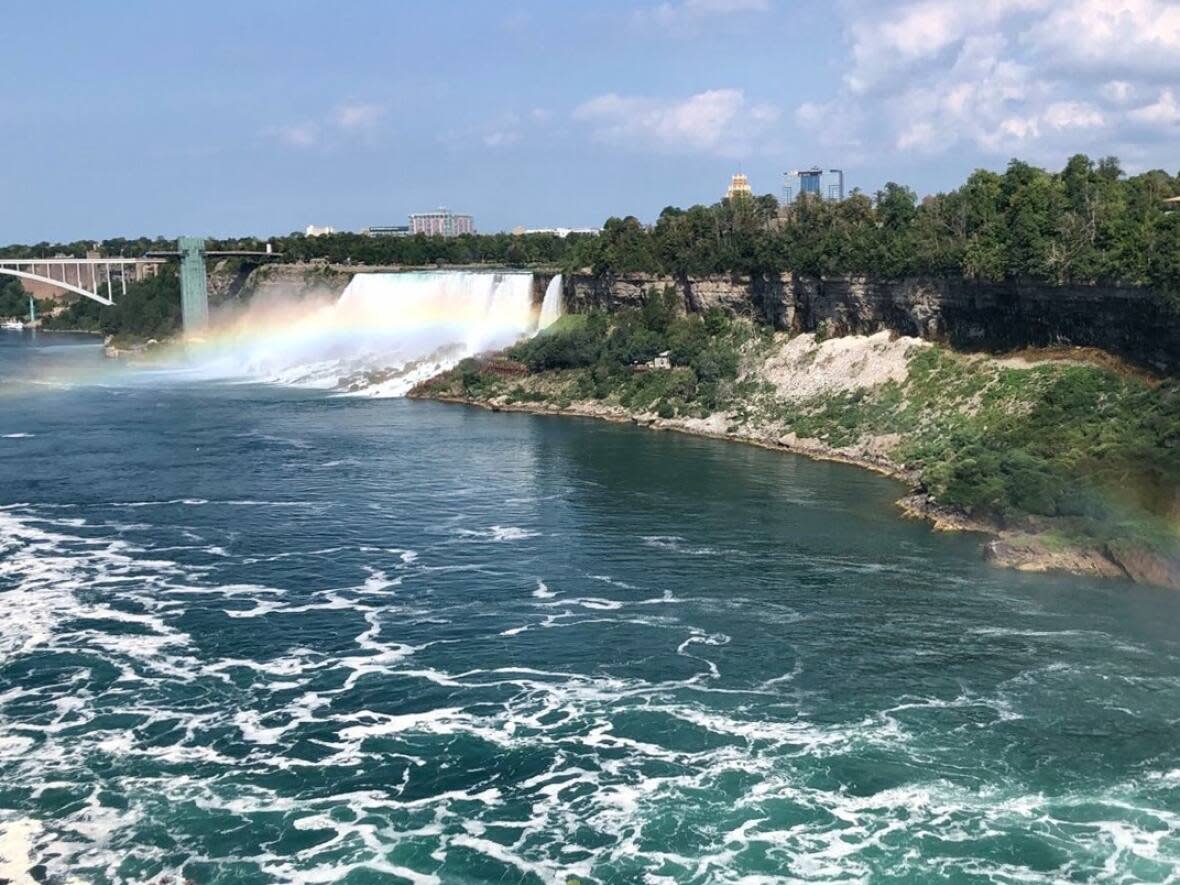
[195,270,563,396]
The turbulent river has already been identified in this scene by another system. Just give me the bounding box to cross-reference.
[2,330,1180,883]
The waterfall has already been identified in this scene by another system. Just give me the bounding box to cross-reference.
[537,274,563,331]
[195,271,538,397]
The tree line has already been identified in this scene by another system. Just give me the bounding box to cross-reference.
[573,155,1180,292]
[3,155,1178,292]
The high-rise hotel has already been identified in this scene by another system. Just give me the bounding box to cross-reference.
[409,208,475,237]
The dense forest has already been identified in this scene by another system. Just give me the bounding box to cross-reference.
[43,271,181,339]
[4,155,1178,294]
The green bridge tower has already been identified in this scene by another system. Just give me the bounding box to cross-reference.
[178,236,210,333]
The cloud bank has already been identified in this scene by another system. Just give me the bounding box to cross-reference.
[805,0,1180,169]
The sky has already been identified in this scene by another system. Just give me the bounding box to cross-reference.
[2,0,1178,243]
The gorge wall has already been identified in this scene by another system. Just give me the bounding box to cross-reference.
[211,263,1180,375]
[565,272,1180,375]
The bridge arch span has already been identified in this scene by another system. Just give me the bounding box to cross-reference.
[0,267,114,306]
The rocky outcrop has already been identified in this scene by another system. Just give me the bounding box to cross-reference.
[232,263,354,302]
[1106,542,1180,588]
[564,272,1180,374]
[565,273,764,319]
[983,536,1130,581]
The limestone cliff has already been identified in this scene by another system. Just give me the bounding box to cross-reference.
[207,262,1180,375]
[565,272,1180,375]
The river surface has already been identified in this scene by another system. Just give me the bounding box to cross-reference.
[1,332,1179,883]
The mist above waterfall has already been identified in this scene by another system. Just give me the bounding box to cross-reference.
[191,271,561,397]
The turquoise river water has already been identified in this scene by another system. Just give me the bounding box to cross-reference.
[1,332,1179,883]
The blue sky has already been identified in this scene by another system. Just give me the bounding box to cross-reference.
[3,0,1177,243]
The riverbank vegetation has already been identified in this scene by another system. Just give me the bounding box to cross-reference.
[434,288,761,419]
[43,271,181,339]
[4,155,1177,293]
[0,277,48,319]
[419,293,1180,560]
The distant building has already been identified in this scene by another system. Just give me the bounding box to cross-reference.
[798,167,823,197]
[511,226,600,238]
[726,173,753,200]
[410,209,475,237]
[785,167,845,203]
[363,225,411,237]
[1165,196,1180,211]
[305,225,335,237]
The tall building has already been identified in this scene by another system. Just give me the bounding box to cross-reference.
[785,167,845,203]
[726,173,753,200]
[409,209,475,237]
[798,167,824,196]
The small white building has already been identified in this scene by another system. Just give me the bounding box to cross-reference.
[512,227,600,238]
[651,351,672,370]
[305,225,336,237]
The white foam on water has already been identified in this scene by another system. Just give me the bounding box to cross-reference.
[534,596,624,611]
[457,525,540,542]
[642,535,723,556]
[0,818,40,884]
[359,567,402,595]
[3,506,1179,882]
[588,574,641,590]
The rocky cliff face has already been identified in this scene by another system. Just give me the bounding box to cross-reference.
[565,272,1180,374]
[220,263,354,303]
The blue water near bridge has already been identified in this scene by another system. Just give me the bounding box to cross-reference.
[1,331,1179,883]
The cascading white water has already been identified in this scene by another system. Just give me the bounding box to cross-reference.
[537,274,563,331]
[196,271,540,397]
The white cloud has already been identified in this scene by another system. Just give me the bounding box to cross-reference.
[574,88,779,157]
[334,103,385,130]
[1025,0,1180,77]
[1042,101,1106,130]
[1101,80,1136,104]
[845,0,1047,93]
[803,0,1178,168]
[265,102,388,150]
[1128,88,1180,127]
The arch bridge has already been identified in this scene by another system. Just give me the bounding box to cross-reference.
[0,256,166,307]
[1,238,279,333]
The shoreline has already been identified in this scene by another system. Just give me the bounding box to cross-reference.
[412,390,1170,588]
